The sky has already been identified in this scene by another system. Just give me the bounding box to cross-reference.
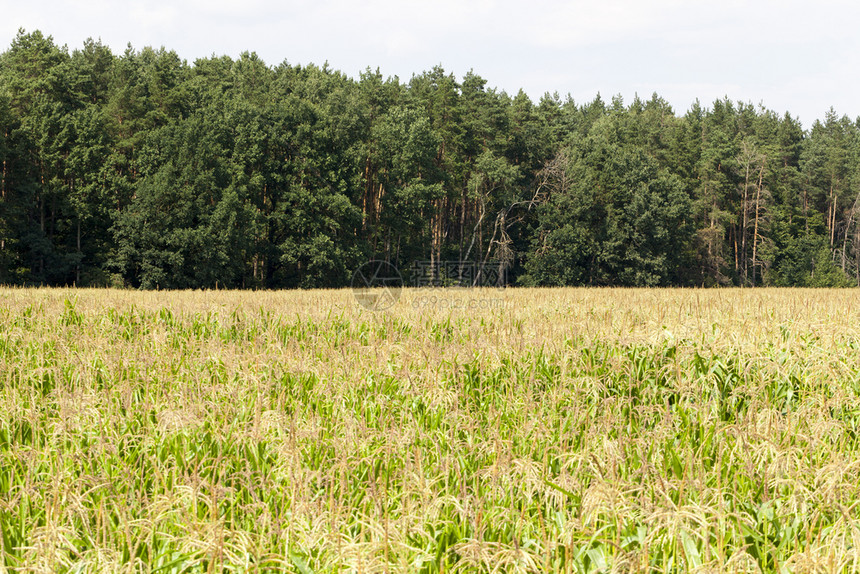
[2,0,859,129]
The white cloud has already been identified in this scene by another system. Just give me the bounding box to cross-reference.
[128,2,180,30]
[523,0,690,48]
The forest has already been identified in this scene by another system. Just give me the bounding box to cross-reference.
[1,29,858,289]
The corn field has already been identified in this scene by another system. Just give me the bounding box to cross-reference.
[1,287,860,573]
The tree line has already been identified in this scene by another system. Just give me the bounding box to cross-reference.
[1,29,859,289]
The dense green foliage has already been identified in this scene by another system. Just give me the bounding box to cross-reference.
[1,30,859,288]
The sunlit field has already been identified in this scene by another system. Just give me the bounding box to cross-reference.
[2,287,860,573]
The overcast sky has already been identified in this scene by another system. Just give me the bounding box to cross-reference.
[3,0,858,129]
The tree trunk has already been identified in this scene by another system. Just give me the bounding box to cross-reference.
[829,184,836,247]
[362,156,371,230]
[856,227,860,286]
[1,129,6,202]
[39,193,45,277]
[751,165,764,287]
[732,226,738,279]
[459,184,466,262]
[844,193,860,273]
[77,217,81,285]
[1,129,5,253]
[741,157,750,285]
[803,188,808,233]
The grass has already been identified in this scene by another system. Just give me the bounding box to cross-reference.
[1,287,860,573]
